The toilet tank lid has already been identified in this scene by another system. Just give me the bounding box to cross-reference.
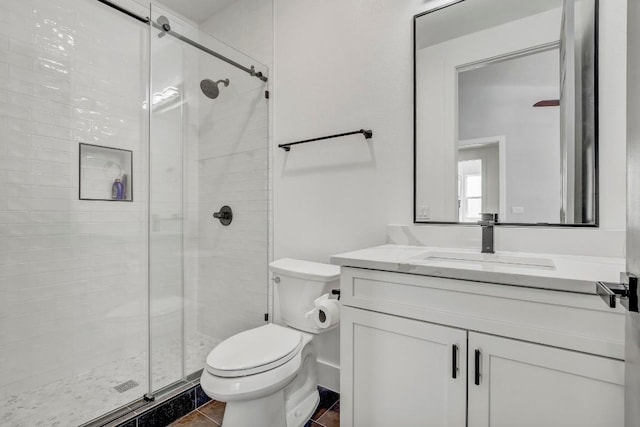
[269,258,340,281]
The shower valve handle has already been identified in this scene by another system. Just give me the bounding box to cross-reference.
[213,206,233,226]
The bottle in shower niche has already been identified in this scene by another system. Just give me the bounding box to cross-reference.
[112,178,124,200]
[121,174,128,200]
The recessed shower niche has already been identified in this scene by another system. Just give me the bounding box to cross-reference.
[79,143,133,201]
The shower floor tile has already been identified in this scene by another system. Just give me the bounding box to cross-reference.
[0,333,217,427]
[0,355,147,427]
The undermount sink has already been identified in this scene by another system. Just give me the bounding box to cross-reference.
[409,250,555,269]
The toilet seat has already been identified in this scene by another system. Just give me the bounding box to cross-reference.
[206,324,303,378]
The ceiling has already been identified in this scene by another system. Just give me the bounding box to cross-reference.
[152,0,235,23]
[459,48,560,89]
[416,0,562,49]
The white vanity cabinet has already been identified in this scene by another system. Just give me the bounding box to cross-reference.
[341,307,467,427]
[339,267,625,427]
[467,332,623,427]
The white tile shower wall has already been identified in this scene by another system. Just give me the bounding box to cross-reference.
[195,36,270,347]
[199,0,274,319]
[182,37,203,378]
[198,5,273,346]
[0,0,148,399]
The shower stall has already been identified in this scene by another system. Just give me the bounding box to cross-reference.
[0,0,270,425]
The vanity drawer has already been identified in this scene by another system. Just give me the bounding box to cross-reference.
[340,267,625,359]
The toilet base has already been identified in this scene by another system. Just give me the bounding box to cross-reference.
[222,391,287,427]
[219,384,319,427]
[286,388,319,427]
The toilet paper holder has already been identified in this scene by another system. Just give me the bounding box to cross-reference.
[304,292,341,330]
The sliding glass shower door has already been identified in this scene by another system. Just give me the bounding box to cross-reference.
[148,3,270,397]
[0,0,151,425]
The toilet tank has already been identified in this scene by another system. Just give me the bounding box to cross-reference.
[269,259,340,333]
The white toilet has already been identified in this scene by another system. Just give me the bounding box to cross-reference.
[200,258,340,427]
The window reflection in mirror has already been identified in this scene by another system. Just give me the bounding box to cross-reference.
[414,0,597,226]
[458,159,483,222]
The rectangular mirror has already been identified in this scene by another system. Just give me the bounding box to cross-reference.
[414,0,598,226]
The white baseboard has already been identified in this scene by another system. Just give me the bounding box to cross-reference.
[317,359,340,393]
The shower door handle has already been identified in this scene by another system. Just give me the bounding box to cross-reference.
[213,205,233,226]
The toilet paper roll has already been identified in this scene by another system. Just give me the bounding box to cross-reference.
[312,297,340,329]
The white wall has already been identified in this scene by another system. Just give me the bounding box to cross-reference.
[273,0,627,391]
[199,0,273,71]
[273,0,422,391]
[273,1,415,260]
[597,0,627,232]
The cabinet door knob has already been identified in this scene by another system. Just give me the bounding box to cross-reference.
[452,344,459,379]
[474,349,482,385]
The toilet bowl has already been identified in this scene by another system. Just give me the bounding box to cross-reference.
[200,259,340,427]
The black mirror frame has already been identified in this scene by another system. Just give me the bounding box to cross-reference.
[412,0,599,228]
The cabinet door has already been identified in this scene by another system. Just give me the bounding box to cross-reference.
[468,332,624,427]
[341,307,467,427]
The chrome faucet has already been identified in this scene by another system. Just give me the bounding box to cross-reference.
[478,213,498,254]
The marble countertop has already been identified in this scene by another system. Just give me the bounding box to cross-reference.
[330,244,625,294]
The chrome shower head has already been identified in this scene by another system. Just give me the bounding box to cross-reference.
[200,78,229,99]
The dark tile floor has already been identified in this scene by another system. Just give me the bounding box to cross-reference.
[168,400,225,427]
[169,387,339,427]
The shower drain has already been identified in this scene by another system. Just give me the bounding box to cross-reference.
[113,380,139,393]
